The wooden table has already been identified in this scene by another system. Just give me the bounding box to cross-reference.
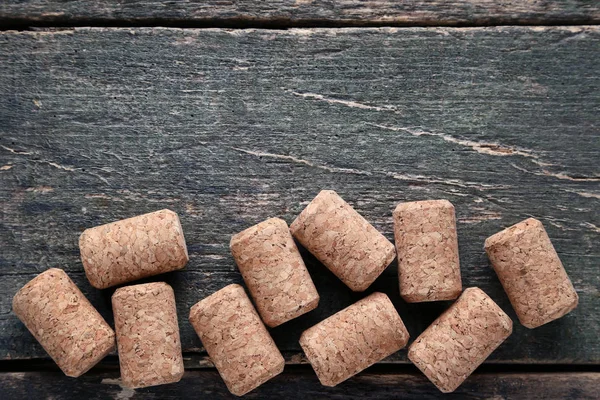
[1,2,599,398]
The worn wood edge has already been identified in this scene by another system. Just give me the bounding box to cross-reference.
[1,25,600,35]
[0,370,598,399]
[0,0,599,27]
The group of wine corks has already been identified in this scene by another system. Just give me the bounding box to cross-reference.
[12,190,578,395]
[13,209,188,386]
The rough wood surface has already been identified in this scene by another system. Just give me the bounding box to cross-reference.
[1,1,599,26]
[0,370,599,399]
[0,27,599,365]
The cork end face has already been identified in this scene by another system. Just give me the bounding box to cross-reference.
[225,349,285,396]
[318,189,338,198]
[112,281,172,303]
[521,289,579,329]
[346,242,395,292]
[79,229,111,289]
[190,284,245,321]
[263,293,320,328]
[230,217,288,248]
[401,286,462,303]
[371,292,410,348]
[303,294,320,314]
[394,199,454,215]
[85,271,109,290]
[121,367,184,390]
[62,332,116,378]
[291,190,340,231]
[13,268,67,314]
[171,211,189,266]
[299,328,328,384]
[346,280,370,292]
[484,217,543,250]
[409,343,457,393]
[463,287,513,335]
[157,209,189,268]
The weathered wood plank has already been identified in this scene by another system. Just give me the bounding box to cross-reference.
[1,370,599,399]
[0,27,599,364]
[1,0,599,26]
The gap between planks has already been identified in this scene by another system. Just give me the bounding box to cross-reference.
[1,18,600,32]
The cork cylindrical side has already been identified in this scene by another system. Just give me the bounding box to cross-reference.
[230,217,320,327]
[112,282,184,389]
[12,268,116,377]
[408,287,512,393]
[299,292,409,387]
[189,284,285,396]
[290,190,396,292]
[79,209,189,289]
[484,218,578,328]
[393,199,462,302]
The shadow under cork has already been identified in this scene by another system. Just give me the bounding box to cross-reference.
[269,241,454,355]
[268,241,357,352]
[366,262,452,349]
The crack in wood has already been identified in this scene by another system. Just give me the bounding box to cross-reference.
[232,147,509,191]
[285,89,402,113]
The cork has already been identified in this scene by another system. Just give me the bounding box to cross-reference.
[299,292,409,387]
[393,200,462,302]
[189,284,284,396]
[112,282,184,389]
[408,287,512,393]
[79,209,189,289]
[290,190,396,292]
[12,268,115,377]
[230,217,320,327]
[484,218,578,328]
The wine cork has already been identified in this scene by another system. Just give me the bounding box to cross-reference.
[230,217,320,327]
[290,190,396,292]
[393,200,462,302]
[189,284,284,396]
[112,282,184,389]
[79,209,188,289]
[485,218,578,328]
[12,268,115,377]
[408,287,512,393]
[299,292,409,387]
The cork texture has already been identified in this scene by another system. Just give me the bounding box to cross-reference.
[393,199,462,302]
[408,287,512,393]
[79,209,189,289]
[299,292,409,387]
[230,217,320,327]
[189,284,284,396]
[290,190,396,292]
[112,282,184,389]
[12,268,115,377]
[485,217,578,328]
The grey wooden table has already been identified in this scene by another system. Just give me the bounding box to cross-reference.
[1,1,599,399]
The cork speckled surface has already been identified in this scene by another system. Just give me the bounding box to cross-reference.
[409,287,512,393]
[290,190,396,292]
[299,292,409,387]
[230,217,319,327]
[485,218,578,328]
[112,282,184,389]
[393,200,462,302]
[79,209,189,289]
[12,268,115,377]
[189,284,285,396]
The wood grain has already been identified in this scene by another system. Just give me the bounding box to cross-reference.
[0,370,599,399]
[1,1,599,26]
[0,27,598,364]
